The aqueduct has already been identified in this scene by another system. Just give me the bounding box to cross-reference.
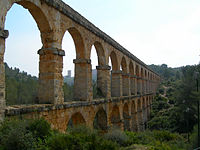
[0,0,160,132]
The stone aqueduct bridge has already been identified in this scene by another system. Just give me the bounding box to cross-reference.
[0,0,160,131]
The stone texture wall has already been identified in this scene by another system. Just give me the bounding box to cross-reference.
[0,0,161,130]
[5,95,152,132]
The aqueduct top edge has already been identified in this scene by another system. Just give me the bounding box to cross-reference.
[43,0,159,76]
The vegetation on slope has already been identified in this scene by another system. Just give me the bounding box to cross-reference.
[148,64,200,149]
[0,118,190,150]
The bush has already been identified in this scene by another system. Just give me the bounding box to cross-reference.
[46,126,118,150]
[104,128,129,147]
[0,119,36,150]
[189,125,198,149]
[28,118,51,140]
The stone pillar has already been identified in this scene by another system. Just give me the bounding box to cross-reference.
[137,78,140,95]
[132,112,138,131]
[137,100,144,131]
[130,75,135,95]
[73,58,92,101]
[123,112,131,131]
[38,48,65,104]
[0,28,8,121]
[138,110,144,131]
[142,105,148,129]
[142,79,145,95]
[111,70,122,97]
[147,80,149,93]
[122,73,130,96]
[134,77,137,95]
[138,78,143,95]
[96,65,111,98]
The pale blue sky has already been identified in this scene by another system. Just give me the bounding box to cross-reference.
[4,0,200,76]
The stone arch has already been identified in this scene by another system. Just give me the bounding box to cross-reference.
[4,0,52,48]
[109,51,118,71]
[62,27,85,58]
[137,99,143,131]
[121,56,127,73]
[129,61,134,75]
[4,1,51,31]
[145,70,147,78]
[93,107,107,130]
[141,68,144,78]
[131,100,138,131]
[67,112,86,128]
[123,103,130,131]
[110,105,121,128]
[129,61,135,95]
[141,68,144,94]
[136,65,139,76]
[121,57,129,96]
[90,41,106,66]
[2,0,54,105]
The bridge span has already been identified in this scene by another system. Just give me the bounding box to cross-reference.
[0,0,160,131]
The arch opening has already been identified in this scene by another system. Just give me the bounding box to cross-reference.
[62,30,76,102]
[123,103,130,131]
[110,105,121,129]
[109,51,120,97]
[90,42,106,99]
[67,112,86,129]
[131,101,138,131]
[93,108,107,130]
[121,57,128,96]
[4,3,46,105]
[129,61,135,95]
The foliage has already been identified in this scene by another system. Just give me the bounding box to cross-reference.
[63,82,73,101]
[5,63,38,105]
[125,130,187,150]
[0,118,190,150]
[188,125,198,149]
[104,127,130,147]
[0,119,36,150]
[28,118,51,140]
[148,64,200,148]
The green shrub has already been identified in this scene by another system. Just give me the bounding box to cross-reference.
[104,128,129,147]
[0,119,36,150]
[189,125,198,149]
[125,131,140,144]
[28,118,51,140]
[46,126,118,150]
[149,141,172,150]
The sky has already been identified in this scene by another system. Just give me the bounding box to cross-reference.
[4,0,200,76]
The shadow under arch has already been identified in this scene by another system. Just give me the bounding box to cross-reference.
[67,112,86,129]
[121,56,129,96]
[129,61,135,95]
[92,41,106,66]
[123,103,130,131]
[109,51,118,71]
[110,105,121,129]
[131,100,138,131]
[121,57,127,73]
[93,107,107,130]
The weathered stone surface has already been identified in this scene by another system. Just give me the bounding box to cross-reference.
[0,0,161,130]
